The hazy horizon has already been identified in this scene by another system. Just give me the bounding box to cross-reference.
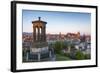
[23,32,91,35]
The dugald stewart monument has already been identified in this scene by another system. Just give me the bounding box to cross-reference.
[23,17,55,62]
[32,17,47,48]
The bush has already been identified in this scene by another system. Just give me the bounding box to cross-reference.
[75,50,85,60]
[84,54,91,59]
[64,53,70,57]
[53,41,62,53]
[53,41,68,53]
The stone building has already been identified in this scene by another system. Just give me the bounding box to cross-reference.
[23,17,55,62]
[32,17,48,48]
[27,17,52,61]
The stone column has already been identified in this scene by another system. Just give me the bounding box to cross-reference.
[38,52,40,61]
[41,27,44,42]
[44,26,46,42]
[42,26,46,42]
[26,52,29,61]
[33,27,36,42]
[38,28,40,42]
[40,28,42,42]
[49,51,52,58]
[40,27,42,42]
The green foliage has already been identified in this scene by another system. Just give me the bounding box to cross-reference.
[53,41,68,53]
[56,41,62,49]
[53,41,62,53]
[75,50,85,60]
[84,54,91,59]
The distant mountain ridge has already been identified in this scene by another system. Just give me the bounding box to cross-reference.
[23,32,32,35]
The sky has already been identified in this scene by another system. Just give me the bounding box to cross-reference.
[22,10,91,35]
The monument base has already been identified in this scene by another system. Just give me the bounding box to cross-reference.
[32,42,48,48]
[26,46,50,62]
[23,42,56,62]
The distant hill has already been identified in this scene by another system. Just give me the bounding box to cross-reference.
[23,32,32,36]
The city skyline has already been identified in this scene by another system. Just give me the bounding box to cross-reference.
[22,10,91,35]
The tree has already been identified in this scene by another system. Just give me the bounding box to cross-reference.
[75,50,85,60]
[84,54,91,59]
[53,41,62,53]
